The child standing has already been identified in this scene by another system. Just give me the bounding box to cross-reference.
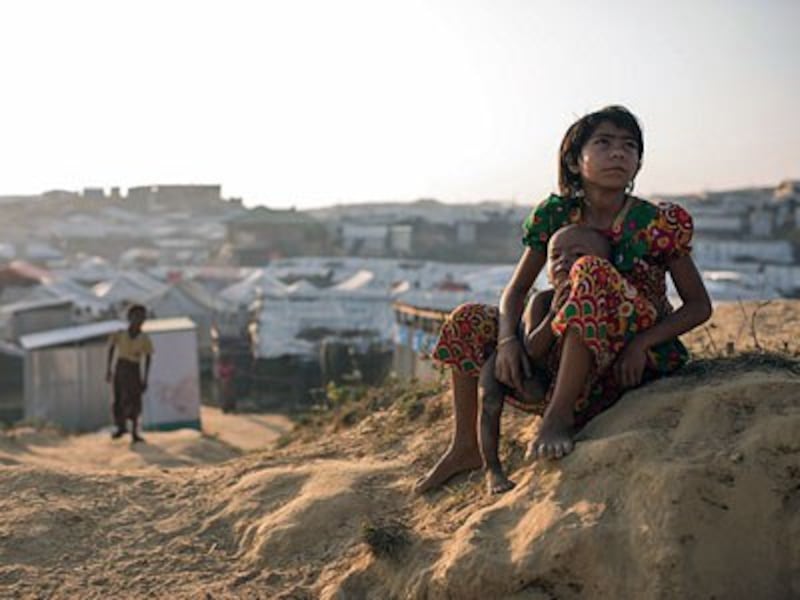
[106,304,153,443]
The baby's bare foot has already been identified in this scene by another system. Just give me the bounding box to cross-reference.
[525,412,575,461]
[486,468,516,495]
[414,447,482,494]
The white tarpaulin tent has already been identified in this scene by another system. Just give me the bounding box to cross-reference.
[145,280,233,360]
[20,318,201,432]
[251,275,396,359]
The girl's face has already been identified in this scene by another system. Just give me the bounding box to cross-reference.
[128,311,145,330]
[575,121,641,192]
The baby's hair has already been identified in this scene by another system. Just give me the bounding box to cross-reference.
[558,105,644,198]
[127,304,147,319]
[551,224,612,259]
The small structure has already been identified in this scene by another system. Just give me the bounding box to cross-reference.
[391,287,508,381]
[224,206,330,265]
[21,321,124,431]
[0,341,24,423]
[392,300,449,381]
[127,184,222,212]
[19,318,201,432]
[139,317,201,431]
[0,298,75,341]
[0,260,52,304]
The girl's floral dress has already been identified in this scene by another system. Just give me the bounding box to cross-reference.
[432,194,694,427]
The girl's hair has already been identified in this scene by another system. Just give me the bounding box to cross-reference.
[558,105,644,198]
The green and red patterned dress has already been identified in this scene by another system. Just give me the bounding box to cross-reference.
[432,193,694,427]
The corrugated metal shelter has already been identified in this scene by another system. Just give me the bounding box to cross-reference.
[21,321,124,431]
[1,297,75,340]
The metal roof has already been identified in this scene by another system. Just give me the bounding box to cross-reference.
[142,317,196,333]
[0,297,73,315]
[20,320,125,350]
[20,317,196,350]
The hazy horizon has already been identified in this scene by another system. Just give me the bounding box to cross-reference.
[1,0,797,209]
[2,176,797,212]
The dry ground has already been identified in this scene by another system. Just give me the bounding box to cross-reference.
[0,301,798,599]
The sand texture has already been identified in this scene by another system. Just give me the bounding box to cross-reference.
[0,301,798,599]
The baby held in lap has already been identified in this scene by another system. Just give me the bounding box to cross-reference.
[479,224,612,494]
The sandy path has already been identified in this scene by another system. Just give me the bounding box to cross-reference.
[0,407,293,473]
[200,406,293,452]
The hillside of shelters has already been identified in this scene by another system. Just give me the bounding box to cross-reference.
[0,180,799,431]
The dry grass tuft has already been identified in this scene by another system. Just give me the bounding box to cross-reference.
[361,519,411,560]
[679,351,800,379]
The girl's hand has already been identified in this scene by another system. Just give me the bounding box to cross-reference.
[494,339,531,394]
[614,339,648,388]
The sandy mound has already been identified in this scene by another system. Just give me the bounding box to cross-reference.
[0,301,798,599]
[1,363,798,599]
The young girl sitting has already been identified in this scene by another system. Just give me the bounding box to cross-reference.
[416,105,712,495]
[479,224,611,494]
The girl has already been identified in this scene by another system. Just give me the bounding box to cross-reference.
[106,304,153,443]
[416,105,712,494]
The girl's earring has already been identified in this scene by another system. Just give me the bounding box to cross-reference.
[574,183,585,199]
[626,180,635,194]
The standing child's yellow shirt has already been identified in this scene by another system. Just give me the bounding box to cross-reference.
[110,330,154,362]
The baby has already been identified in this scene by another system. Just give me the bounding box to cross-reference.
[478,224,612,494]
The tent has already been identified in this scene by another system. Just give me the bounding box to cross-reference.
[145,279,234,363]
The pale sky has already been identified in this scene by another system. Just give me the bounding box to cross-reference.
[0,0,797,208]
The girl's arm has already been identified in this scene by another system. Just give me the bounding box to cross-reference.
[496,247,547,393]
[615,255,712,387]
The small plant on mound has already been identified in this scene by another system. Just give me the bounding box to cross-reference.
[687,300,800,359]
[361,518,411,560]
[680,351,800,379]
[311,379,443,426]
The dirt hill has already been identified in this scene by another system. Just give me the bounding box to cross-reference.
[0,301,798,599]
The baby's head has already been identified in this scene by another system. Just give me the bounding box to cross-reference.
[547,225,611,286]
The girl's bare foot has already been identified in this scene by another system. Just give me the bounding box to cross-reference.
[486,467,516,495]
[525,411,575,461]
[414,446,482,494]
